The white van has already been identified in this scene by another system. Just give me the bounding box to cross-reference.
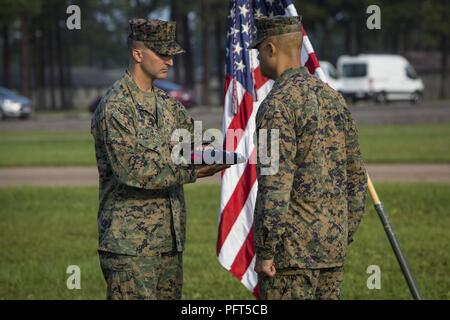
[337,54,424,103]
[319,61,341,91]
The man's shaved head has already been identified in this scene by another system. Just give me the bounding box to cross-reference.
[256,31,303,80]
[127,36,146,52]
[268,31,302,56]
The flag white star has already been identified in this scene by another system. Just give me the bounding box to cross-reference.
[242,22,250,35]
[235,60,245,72]
[227,27,239,37]
[239,4,249,17]
[268,11,274,18]
[233,42,243,55]
[254,8,263,17]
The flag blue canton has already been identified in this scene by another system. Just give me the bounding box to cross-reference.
[225,0,294,93]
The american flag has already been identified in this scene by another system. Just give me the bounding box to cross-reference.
[217,0,328,298]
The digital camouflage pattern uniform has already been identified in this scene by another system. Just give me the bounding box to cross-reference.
[91,19,195,300]
[129,18,185,55]
[252,16,368,300]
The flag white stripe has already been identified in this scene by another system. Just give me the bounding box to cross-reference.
[284,4,298,16]
[300,41,310,66]
[315,68,328,83]
[241,255,257,290]
[222,79,246,134]
[303,36,315,55]
[218,180,258,269]
[219,79,270,215]
[218,163,247,220]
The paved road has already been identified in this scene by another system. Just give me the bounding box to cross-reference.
[1,101,449,186]
[0,164,449,187]
[1,100,449,132]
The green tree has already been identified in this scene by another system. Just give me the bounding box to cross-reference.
[421,0,450,98]
[0,0,42,97]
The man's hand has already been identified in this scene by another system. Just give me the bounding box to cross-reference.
[195,164,230,178]
[255,258,276,278]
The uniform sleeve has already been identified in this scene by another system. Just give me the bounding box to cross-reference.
[174,100,195,133]
[168,99,205,166]
[254,102,296,260]
[343,102,368,244]
[103,104,197,190]
[173,100,197,149]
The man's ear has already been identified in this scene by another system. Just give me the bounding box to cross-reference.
[132,48,143,63]
[267,42,276,58]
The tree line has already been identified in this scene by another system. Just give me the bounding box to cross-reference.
[0,0,448,110]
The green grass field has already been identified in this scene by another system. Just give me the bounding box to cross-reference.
[0,131,94,167]
[0,123,449,167]
[358,123,450,163]
[0,183,449,300]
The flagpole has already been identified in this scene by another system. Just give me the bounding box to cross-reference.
[367,174,423,300]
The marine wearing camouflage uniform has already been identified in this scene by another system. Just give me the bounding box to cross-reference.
[91,19,195,300]
[251,16,368,300]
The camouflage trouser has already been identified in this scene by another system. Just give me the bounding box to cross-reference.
[258,267,344,300]
[99,251,183,300]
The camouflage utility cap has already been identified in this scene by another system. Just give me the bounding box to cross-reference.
[249,15,302,49]
[129,18,185,55]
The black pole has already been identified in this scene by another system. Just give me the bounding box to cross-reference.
[367,175,422,300]
[373,202,422,300]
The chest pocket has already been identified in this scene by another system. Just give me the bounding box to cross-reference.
[134,96,179,157]
[137,138,160,153]
[157,103,177,138]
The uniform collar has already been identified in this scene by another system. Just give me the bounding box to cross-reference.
[123,70,157,111]
[277,66,309,82]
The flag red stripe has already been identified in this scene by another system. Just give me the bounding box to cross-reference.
[229,226,255,279]
[301,25,307,35]
[224,75,232,95]
[253,284,260,299]
[216,156,257,254]
[223,92,253,152]
[305,52,320,75]
[253,66,269,91]
[226,92,253,136]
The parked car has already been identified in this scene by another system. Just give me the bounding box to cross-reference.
[89,80,196,113]
[0,86,33,120]
[319,60,341,91]
[154,80,196,108]
[337,54,424,103]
